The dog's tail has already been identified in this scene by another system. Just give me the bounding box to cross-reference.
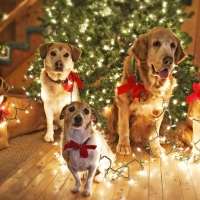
[103,101,119,142]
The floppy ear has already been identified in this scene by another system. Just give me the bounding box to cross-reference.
[174,39,186,65]
[131,33,148,62]
[91,108,98,123]
[68,44,82,62]
[60,104,68,120]
[0,77,10,96]
[39,43,53,59]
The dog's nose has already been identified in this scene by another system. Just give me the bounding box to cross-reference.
[74,115,82,123]
[163,56,173,66]
[55,60,63,71]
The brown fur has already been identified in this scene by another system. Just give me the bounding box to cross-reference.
[0,78,46,149]
[105,27,186,157]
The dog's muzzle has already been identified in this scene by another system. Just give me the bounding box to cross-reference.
[73,114,83,127]
[55,60,63,72]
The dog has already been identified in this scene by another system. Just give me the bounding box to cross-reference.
[105,27,186,157]
[0,77,46,149]
[39,42,82,142]
[178,84,200,155]
[60,101,115,197]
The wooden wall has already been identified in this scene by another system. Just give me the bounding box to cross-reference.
[181,0,200,68]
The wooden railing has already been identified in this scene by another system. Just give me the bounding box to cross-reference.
[0,0,40,34]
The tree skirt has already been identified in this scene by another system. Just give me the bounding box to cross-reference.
[0,133,47,184]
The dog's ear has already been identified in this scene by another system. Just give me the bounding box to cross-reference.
[91,108,98,123]
[39,43,53,59]
[174,39,186,65]
[68,44,82,62]
[60,104,68,120]
[0,77,10,96]
[131,33,148,62]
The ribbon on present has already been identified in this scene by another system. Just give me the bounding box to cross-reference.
[0,103,9,122]
[63,140,97,158]
[64,71,83,92]
[186,82,200,104]
[117,76,147,100]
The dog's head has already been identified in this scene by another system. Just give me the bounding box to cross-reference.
[39,42,82,79]
[131,27,186,79]
[60,101,98,130]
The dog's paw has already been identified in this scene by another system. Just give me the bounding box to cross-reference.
[71,186,80,194]
[116,144,131,155]
[79,171,88,180]
[83,190,90,197]
[94,173,105,183]
[44,134,54,142]
[151,146,165,158]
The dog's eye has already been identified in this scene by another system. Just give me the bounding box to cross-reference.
[171,43,176,48]
[50,51,56,56]
[153,41,161,47]
[64,53,69,57]
[68,106,75,112]
[84,108,90,115]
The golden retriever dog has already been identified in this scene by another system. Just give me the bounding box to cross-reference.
[105,27,186,157]
[39,42,82,142]
[60,101,115,197]
[178,84,200,155]
[0,77,46,149]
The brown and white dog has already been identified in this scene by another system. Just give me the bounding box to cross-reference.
[105,27,186,157]
[0,77,46,149]
[60,101,115,197]
[39,42,82,142]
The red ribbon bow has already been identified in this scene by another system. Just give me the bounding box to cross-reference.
[0,103,9,122]
[63,140,97,158]
[117,76,147,100]
[64,71,83,92]
[186,82,200,104]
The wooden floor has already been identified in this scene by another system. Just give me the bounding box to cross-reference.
[1,138,200,200]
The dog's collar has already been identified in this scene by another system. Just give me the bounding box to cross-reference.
[46,72,67,84]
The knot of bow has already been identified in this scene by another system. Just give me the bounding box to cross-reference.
[64,71,83,92]
[63,140,97,158]
[117,76,147,100]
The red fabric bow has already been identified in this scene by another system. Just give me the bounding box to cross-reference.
[64,71,83,92]
[0,103,9,122]
[63,140,97,158]
[186,82,200,104]
[117,76,147,100]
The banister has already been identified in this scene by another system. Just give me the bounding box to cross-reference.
[0,0,41,33]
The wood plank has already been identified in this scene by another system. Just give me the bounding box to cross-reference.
[161,155,183,200]
[10,141,52,179]
[187,163,200,199]
[0,178,18,195]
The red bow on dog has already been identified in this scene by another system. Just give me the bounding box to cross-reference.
[117,76,147,100]
[0,103,9,123]
[186,82,200,104]
[63,140,97,158]
[64,71,83,92]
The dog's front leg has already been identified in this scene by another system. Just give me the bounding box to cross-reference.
[192,119,200,156]
[149,116,165,158]
[68,166,82,194]
[83,165,97,197]
[117,97,131,155]
[43,104,54,142]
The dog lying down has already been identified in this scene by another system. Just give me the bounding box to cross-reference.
[60,101,115,197]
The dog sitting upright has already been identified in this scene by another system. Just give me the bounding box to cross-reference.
[39,42,82,142]
[60,101,115,197]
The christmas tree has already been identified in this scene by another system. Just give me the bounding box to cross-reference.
[27,0,197,127]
